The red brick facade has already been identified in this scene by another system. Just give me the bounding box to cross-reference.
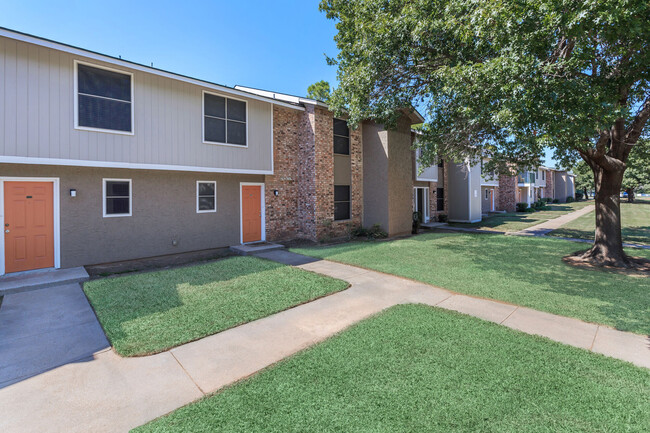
[266,105,363,242]
[544,170,555,199]
[497,174,517,212]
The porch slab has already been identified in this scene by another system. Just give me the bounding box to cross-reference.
[0,267,89,296]
[229,242,285,256]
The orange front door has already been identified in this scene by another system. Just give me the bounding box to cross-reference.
[4,182,55,273]
[241,185,262,243]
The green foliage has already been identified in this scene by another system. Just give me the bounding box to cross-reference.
[622,139,650,194]
[437,214,448,223]
[306,80,331,102]
[516,202,529,212]
[553,198,560,204]
[566,196,575,203]
[321,0,650,170]
[575,191,584,201]
[573,160,594,193]
[352,223,388,239]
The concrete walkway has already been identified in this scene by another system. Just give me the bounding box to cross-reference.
[512,204,595,236]
[1,250,648,432]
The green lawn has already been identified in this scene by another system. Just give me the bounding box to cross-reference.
[134,305,650,433]
[550,200,650,245]
[84,256,348,356]
[292,233,650,335]
[450,200,593,232]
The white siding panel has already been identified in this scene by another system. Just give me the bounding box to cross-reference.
[1,38,273,173]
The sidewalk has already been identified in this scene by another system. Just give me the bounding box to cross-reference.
[1,249,647,432]
[512,204,595,236]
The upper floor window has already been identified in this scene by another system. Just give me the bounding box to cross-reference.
[333,118,350,155]
[76,62,133,134]
[542,171,546,180]
[203,92,247,146]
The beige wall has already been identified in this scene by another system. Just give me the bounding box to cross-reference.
[1,164,262,268]
[0,37,273,173]
[362,121,390,230]
[387,118,415,235]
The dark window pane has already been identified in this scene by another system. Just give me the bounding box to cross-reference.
[198,196,215,211]
[204,94,226,118]
[78,95,131,131]
[106,181,130,197]
[333,118,349,137]
[78,64,131,101]
[227,120,246,145]
[334,185,350,202]
[334,202,350,221]
[227,99,246,122]
[334,136,350,155]
[205,117,226,143]
[198,182,215,196]
[106,197,130,214]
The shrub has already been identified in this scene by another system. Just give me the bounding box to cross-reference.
[352,224,387,240]
[566,196,575,203]
[516,202,529,212]
[552,198,559,204]
[575,192,584,201]
[437,214,448,223]
[524,207,536,212]
[544,197,553,203]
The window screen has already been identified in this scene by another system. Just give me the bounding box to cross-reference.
[204,93,247,145]
[334,185,351,220]
[77,64,132,132]
[104,180,131,216]
[333,118,350,155]
[197,182,216,212]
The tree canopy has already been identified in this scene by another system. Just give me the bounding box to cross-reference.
[306,80,331,102]
[622,139,650,200]
[321,0,650,267]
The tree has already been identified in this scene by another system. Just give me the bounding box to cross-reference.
[573,161,594,199]
[306,80,331,102]
[621,139,650,202]
[321,0,650,268]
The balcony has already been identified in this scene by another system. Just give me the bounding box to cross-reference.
[518,172,536,184]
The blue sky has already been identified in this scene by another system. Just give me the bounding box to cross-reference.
[0,0,559,167]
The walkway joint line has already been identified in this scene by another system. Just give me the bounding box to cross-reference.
[170,351,206,396]
[500,306,520,325]
[590,326,600,351]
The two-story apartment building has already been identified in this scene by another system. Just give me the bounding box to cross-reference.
[0,28,423,275]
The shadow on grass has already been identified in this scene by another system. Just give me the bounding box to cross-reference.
[296,233,650,334]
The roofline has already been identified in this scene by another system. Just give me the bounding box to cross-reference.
[0,27,304,111]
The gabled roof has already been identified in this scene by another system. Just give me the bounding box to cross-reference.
[234,85,426,124]
[0,27,304,111]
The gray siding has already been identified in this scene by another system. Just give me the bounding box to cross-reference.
[448,162,482,223]
[0,37,273,173]
[362,121,389,230]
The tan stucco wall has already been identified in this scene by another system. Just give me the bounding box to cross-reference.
[387,118,415,236]
[1,164,262,268]
[362,121,389,230]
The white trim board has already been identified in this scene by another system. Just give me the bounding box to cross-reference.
[0,28,304,112]
[0,156,273,175]
[239,182,266,245]
[0,177,61,276]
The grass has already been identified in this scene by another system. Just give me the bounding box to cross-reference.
[84,256,349,356]
[292,233,650,335]
[450,200,593,232]
[550,200,650,245]
[134,304,650,433]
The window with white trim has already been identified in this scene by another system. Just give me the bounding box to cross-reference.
[203,92,247,146]
[197,181,217,213]
[76,63,133,133]
[103,179,132,217]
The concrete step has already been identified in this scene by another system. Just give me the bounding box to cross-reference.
[230,242,285,256]
[0,267,89,296]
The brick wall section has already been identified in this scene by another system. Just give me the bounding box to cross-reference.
[544,171,555,199]
[497,174,517,212]
[266,104,363,243]
[265,106,303,241]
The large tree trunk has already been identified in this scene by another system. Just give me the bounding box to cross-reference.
[626,187,635,203]
[579,167,629,267]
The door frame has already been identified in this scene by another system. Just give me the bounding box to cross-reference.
[413,187,430,223]
[239,182,265,244]
[0,177,61,276]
